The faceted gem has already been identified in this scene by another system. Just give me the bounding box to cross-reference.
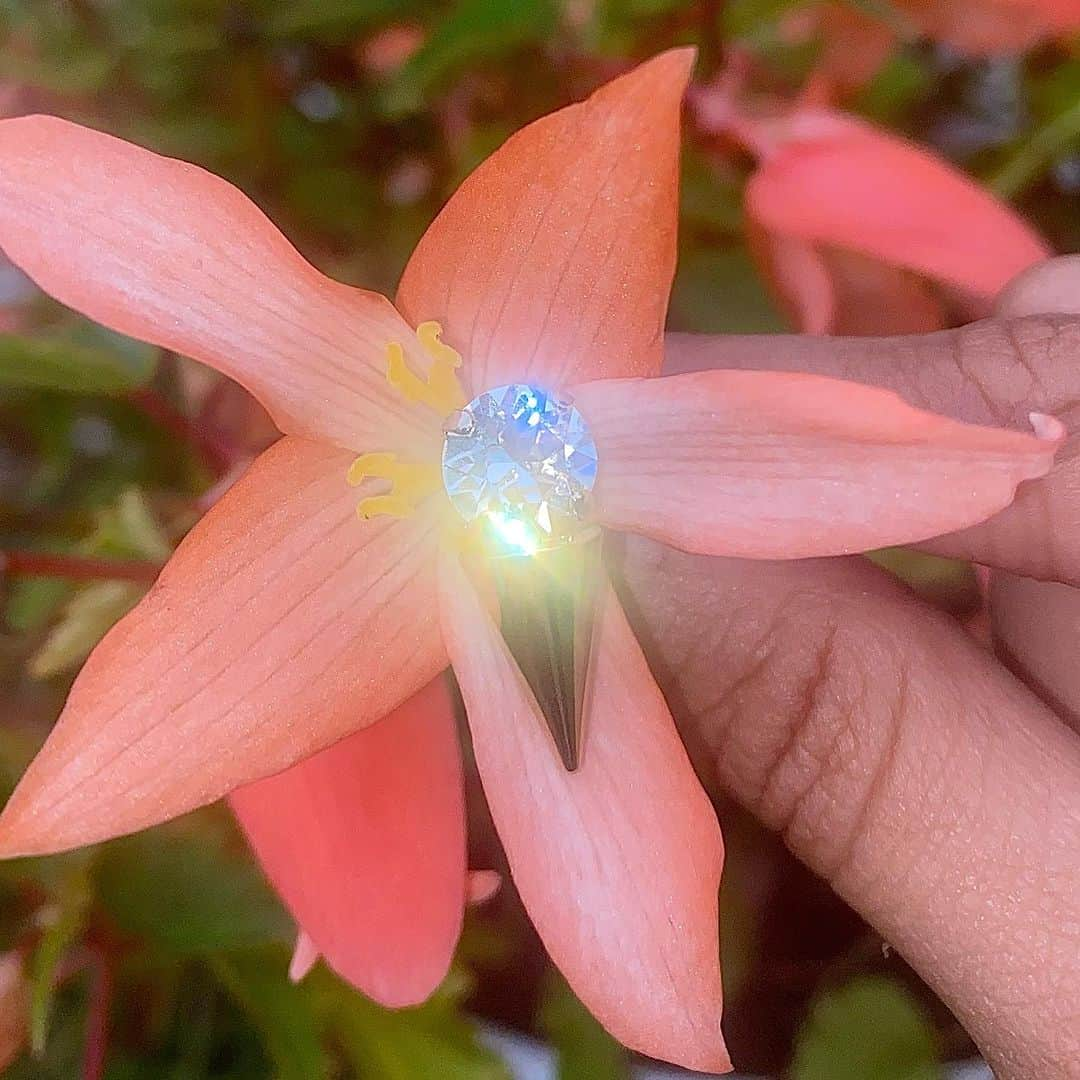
[441,383,598,550]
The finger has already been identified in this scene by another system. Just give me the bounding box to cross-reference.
[992,573,1080,734]
[611,535,1080,1080]
[666,307,1080,584]
[996,255,1080,319]
[990,258,1080,733]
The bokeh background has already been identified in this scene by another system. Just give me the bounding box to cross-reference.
[0,1,1078,1078]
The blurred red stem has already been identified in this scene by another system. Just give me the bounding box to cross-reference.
[1,551,162,584]
[129,387,233,474]
[81,949,113,1080]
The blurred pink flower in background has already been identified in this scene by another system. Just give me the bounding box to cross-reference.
[694,73,1051,335]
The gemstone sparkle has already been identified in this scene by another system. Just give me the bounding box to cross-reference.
[441,383,598,550]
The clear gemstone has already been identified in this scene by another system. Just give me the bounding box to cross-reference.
[441,383,598,548]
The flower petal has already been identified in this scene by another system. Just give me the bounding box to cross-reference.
[755,227,948,336]
[0,115,436,455]
[0,438,445,857]
[439,551,729,1073]
[230,677,465,1008]
[743,109,1049,300]
[576,370,1061,559]
[290,932,320,982]
[396,50,692,391]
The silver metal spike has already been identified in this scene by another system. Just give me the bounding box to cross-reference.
[483,527,603,771]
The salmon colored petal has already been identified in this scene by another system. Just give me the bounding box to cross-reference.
[755,228,947,336]
[0,438,445,857]
[396,50,692,391]
[439,552,729,1074]
[576,371,1061,559]
[230,677,465,1008]
[0,116,436,456]
[744,109,1049,300]
[815,247,947,336]
[749,225,835,334]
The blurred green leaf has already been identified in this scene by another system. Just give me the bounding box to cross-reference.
[539,971,628,1080]
[89,489,172,562]
[382,0,558,115]
[722,0,808,41]
[25,490,171,679]
[990,93,1080,199]
[212,950,331,1080]
[95,825,292,954]
[28,580,143,680]
[28,862,92,1054]
[266,0,413,40]
[323,966,508,1080]
[670,247,787,334]
[680,155,746,234]
[0,333,156,395]
[867,549,979,616]
[792,976,941,1080]
[856,54,931,125]
[5,576,73,635]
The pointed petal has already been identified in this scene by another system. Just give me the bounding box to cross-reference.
[0,438,445,856]
[290,932,320,982]
[576,371,1061,559]
[0,115,436,455]
[396,50,693,391]
[231,677,465,1008]
[440,552,729,1073]
[744,109,1048,300]
[467,870,501,904]
[749,226,835,334]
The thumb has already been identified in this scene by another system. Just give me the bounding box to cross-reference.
[666,257,1080,584]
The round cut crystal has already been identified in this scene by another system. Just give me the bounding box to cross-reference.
[441,383,598,547]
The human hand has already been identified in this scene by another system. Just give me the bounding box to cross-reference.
[616,256,1080,1080]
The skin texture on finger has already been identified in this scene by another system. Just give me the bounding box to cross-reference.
[992,573,1080,733]
[611,534,1080,1080]
[0,438,445,856]
[0,116,438,458]
[396,50,691,392]
[665,312,1080,584]
[575,370,1058,559]
[439,551,729,1074]
[230,678,465,1008]
[988,256,1080,734]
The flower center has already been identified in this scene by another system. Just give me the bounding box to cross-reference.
[441,384,598,555]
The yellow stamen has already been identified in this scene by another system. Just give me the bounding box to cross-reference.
[385,320,467,416]
[348,452,441,520]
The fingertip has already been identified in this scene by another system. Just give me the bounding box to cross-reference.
[996,255,1080,318]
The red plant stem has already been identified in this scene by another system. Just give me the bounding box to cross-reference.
[80,949,113,1080]
[128,387,234,474]
[1,550,162,584]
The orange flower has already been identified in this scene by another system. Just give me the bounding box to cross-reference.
[0,52,1061,1070]
[696,84,1051,334]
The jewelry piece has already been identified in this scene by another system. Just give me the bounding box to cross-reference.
[443,384,600,770]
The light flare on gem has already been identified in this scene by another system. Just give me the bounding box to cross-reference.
[441,384,598,550]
